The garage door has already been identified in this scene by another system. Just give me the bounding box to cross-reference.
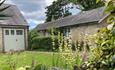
[4,28,25,52]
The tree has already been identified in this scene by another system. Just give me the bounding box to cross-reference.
[104,0,115,13]
[45,0,105,22]
[68,0,104,11]
[45,0,72,22]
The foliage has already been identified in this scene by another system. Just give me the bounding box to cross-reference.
[50,0,115,69]
[45,0,72,22]
[104,0,115,13]
[84,0,115,69]
[28,30,39,50]
[16,66,31,70]
[33,64,48,70]
[0,51,57,69]
[68,0,104,11]
[45,0,105,22]
[72,40,90,51]
[51,31,87,70]
[32,36,58,51]
[51,33,75,69]
[59,39,75,69]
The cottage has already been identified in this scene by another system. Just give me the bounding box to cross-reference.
[35,7,112,42]
[0,4,28,52]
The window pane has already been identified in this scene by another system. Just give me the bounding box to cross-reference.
[11,30,14,35]
[16,30,23,35]
[5,30,9,35]
[63,28,70,37]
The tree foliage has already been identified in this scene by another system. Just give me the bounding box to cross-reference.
[68,0,104,11]
[45,0,72,22]
[45,0,105,22]
[104,0,115,13]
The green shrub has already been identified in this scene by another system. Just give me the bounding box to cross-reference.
[84,0,115,69]
[28,30,39,50]
[32,36,58,51]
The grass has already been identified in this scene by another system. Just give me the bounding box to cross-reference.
[0,51,57,70]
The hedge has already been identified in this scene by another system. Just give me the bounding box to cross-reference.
[32,36,58,51]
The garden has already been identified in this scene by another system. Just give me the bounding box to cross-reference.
[0,51,57,70]
[28,0,115,69]
[0,0,115,70]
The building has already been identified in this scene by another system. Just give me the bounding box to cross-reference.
[0,4,28,52]
[35,7,112,43]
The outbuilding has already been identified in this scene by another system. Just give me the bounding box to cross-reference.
[35,7,109,42]
[0,4,28,52]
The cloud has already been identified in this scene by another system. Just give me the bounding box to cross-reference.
[5,0,57,21]
[27,19,44,29]
[45,0,56,6]
[5,0,80,29]
[21,9,46,21]
[28,19,44,25]
[5,0,53,29]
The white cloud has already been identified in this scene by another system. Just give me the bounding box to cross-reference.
[22,10,45,17]
[45,0,56,6]
[21,9,46,21]
[28,19,44,25]
[27,19,44,29]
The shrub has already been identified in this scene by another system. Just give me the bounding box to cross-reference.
[32,36,58,51]
[83,0,115,69]
[28,30,39,50]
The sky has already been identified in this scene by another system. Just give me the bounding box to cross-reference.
[5,0,80,29]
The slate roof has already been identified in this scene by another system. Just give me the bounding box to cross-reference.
[0,4,28,26]
[35,7,106,30]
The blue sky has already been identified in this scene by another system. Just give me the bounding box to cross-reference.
[5,0,80,29]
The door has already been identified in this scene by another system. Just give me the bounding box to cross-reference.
[4,28,25,52]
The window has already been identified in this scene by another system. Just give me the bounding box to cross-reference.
[16,30,23,35]
[5,30,9,35]
[63,27,70,37]
[11,30,14,35]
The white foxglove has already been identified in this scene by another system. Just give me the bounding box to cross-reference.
[107,24,114,30]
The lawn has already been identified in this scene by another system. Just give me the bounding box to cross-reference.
[0,51,57,70]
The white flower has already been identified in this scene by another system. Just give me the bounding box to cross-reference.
[25,66,31,68]
[16,67,26,70]
[107,24,114,30]
[102,61,106,65]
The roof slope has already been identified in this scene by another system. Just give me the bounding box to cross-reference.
[0,4,28,26]
[36,7,105,30]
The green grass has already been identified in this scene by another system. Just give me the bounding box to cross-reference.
[0,51,57,69]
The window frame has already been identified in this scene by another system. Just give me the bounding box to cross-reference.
[5,30,9,35]
[11,30,15,35]
[16,30,23,35]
